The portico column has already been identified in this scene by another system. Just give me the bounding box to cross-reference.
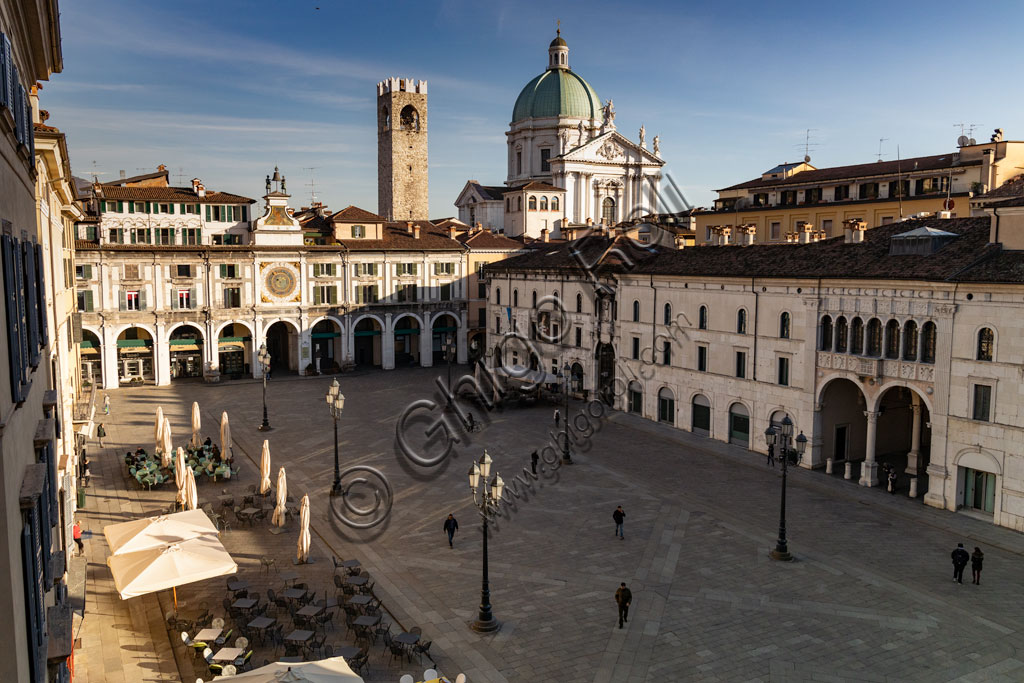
[419,316,433,368]
[906,400,923,497]
[860,410,879,486]
[155,322,170,386]
[101,323,118,390]
[457,310,468,364]
[253,316,264,378]
[382,313,395,370]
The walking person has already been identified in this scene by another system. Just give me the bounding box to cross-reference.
[613,506,625,540]
[951,542,970,584]
[531,450,539,475]
[73,520,84,555]
[615,582,632,628]
[102,393,110,415]
[888,468,897,494]
[96,423,106,449]
[971,547,984,585]
[443,513,459,548]
[766,443,775,467]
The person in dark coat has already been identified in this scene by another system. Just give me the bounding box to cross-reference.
[971,547,984,585]
[888,468,898,494]
[96,423,106,448]
[951,542,970,584]
[615,582,632,628]
[531,450,539,475]
[443,513,459,548]
[613,506,625,539]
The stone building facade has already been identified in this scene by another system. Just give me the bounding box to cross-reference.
[377,77,428,221]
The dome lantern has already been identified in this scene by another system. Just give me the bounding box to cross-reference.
[548,27,568,71]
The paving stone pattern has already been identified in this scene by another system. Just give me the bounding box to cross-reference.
[78,367,1024,682]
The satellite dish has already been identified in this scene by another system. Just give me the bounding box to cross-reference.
[957,135,969,147]
[969,138,977,146]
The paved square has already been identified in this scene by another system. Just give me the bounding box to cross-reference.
[80,367,1024,682]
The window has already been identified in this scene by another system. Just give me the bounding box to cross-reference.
[735,351,747,378]
[778,356,790,386]
[697,345,708,372]
[866,318,882,356]
[780,190,797,206]
[510,289,518,307]
[184,203,199,214]
[355,285,379,304]
[313,284,337,305]
[885,320,900,359]
[728,403,750,446]
[834,185,850,200]
[156,228,174,245]
[495,288,502,305]
[770,221,781,240]
[76,290,94,312]
[631,336,640,360]
[354,263,379,277]
[859,182,879,199]
[516,151,522,175]
[805,188,822,204]
[836,316,848,352]
[439,283,452,301]
[737,309,747,334]
[915,177,946,195]
[539,196,548,210]
[972,384,992,421]
[779,312,790,339]
[903,321,918,361]
[75,264,92,280]
[123,264,140,280]
[632,300,640,322]
[396,284,418,302]
[921,321,936,363]
[628,382,642,414]
[352,225,365,238]
[313,263,337,277]
[532,290,538,308]
[399,104,419,130]
[602,197,615,225]
[125,290,140,311]
[576,293,583,313]
[540,148,551,172]
[397,262,417,276]
[176,264,192,278]
[181,228,201,245]
[505,198,510,212]
[434,262,454,276]
[851,317,864,354]
[822,219,833,234]
[820,315,833,351]
[106,200,120,212]
[889,179,909,199]
[528,196,537,211]
[977,327,994,361]
[575,327,582,347]
[477,281,485,298]
[662,341,672,365]
[698,305,708,330]
[495,316,500,333]
[159,202,172,214]
[692,394,711,434]
[658,388,675,424]
[128,227,151,244]
[177,289,192,309]
[517,196,522,212]
[551,196,559,211]
[223,286,241,308]
[881,216,893,225]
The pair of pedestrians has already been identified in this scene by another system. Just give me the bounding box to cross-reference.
[951,543,984,585]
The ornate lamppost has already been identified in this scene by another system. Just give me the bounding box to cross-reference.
[559,361,572,464]
[326,378,345,496]
[468,451,503,632]
[444,333,456,408]
[257,343,272,431]
[765,415,807,561]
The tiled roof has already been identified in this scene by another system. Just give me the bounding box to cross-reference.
[96,185,255,204]
[101,169,170,186]
[331,205,384,222]
[979,174,1024,199]
[718,153,980,192]
[504,181,565,194]
[338,221,465,252]
[457,230,525,250]
[485,233,661,275]
[468,183,507,201]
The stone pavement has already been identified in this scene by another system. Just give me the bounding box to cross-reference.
[80,367,1024,682]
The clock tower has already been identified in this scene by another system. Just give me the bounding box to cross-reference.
[252,166,304,246]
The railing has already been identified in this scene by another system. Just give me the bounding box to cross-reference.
[816,352,935,383]
[72,382,95,422]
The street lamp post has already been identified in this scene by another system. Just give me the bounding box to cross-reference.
[257,343,272,431]
[559,361,572,464]
[326,378,346,496]
[766,415,807,561]
[468,451,503,633]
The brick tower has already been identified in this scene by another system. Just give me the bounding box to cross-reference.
[377,77,428,221]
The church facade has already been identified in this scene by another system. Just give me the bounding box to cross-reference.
[455,31,665,239]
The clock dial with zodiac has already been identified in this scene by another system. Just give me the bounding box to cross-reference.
[262,263,299,303]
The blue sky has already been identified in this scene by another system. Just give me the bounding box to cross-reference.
[44,0,1024,216]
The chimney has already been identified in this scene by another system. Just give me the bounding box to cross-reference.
[413,224,420,239]
[157,164,166,172]
[447,225,457,239]
[716,225,732,246]
[120,169,126,179]
[739,223,756,246]
[406,221,414,234]
[540,227,549,242]
[785,232,798,244]
[982,149,994,193]
[797,221,814,244]
[843,219,867,244]
[674,233,687,250]
[586,217,593,226]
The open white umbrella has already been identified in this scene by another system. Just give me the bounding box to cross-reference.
[155,406,165,455]
[220,411,231,459]
[259,440,272,495]
[104,508,219,556]
[297,494,311,563]
[183,466,198,511]
[175,447,187,505]
[190,401,202,448]
[226,656,363,682]
[271,468,287,527]
[107,535,237,601]
[161,417,173,468]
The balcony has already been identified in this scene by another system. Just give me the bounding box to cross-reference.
[816,352,935,383]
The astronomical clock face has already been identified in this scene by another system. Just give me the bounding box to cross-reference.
[262,263,299,303]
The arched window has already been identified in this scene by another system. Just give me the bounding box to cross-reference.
[576,293,583,313]
[819,315,833,351]
[495,287,501,306]
[866,318,883,357]
[517,196,522,212]
[627,381,643,414]
[835,316,848,353]
[602,197,616,225]
[658,387,675,424]
[399,104,419,131]
[531,290,537,308]
[663,303,672,325]
[903,321,919,361]
[851,317,864,354]
[779,312,790,339]
[977,327,994,361]
[505,198,510,212]
[921,321,936,363]
[551,196,560,211]
[381,106,390,130]
[512,289,518,307]
[885,319,901,359]
[737,309,747,334]
[528,196,537,211]
[539,196,548,210]
[728,403,750,447]
[632,300,640,322]
[692,394,711,435]
[698,305,708,330]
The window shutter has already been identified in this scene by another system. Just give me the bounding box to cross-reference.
[329,286,337,304]
[219,264,226,278]
[206,205,211,222]
[169,203,175,214]
[180,203,186,214]
[169,288,176,310]
[118,290,126,311]
[0,33,6,110]
[84,290,93,312]
[3,235,24,401]
[139,289,147,310]
[242,206,248,222]
[372,285,379,302]
[188,287,195,308]
[313,286,321,305]
[127,201,134,214]
[22,244,39,363]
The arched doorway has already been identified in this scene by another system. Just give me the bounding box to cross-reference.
[729,403,750,447]
[217,323,251,379]
[353,317,382,368]
[493,344,503,368]
[80,330,102,385]
[432,314,458,364]
[691,394,711,436]
[116,326,154,384]
[627,381,642,414]
[467,331,484,363]
[169,324,204,380]
[658,387,675,424]
[596,342,615,405]
[875,385,931,497]
[312,319,342,373]
[602,197,616,225]
[570,362,584,393]
[819,378,868,477]
[264,321,298,374]
[394,316,421,366]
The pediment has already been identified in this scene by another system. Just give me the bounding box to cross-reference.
[557,131,663,166]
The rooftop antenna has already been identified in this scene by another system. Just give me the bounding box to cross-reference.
[89,160,106,183]
[303,167,319,205]
[794,128,819,163]
[876,138,888,162]
[896,145,904,220]
[174,167,187,185]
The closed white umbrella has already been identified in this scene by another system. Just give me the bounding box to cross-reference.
[104,509,219,556]
[190,401,202,448]
[161,417,173,468]
[175,447,187,506]
[184,466,198,511]
[297,494,311,563]
[271,468,287,527]
[259,440,271,495]
[155,406,164,455]
[226,656,363,682]
[107,535,237,600]
[219,411,231,459]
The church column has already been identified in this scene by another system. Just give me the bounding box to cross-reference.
[574,172,583,223]
[623,172,632,221]
[860,410,879,486]
[614,185,622,223]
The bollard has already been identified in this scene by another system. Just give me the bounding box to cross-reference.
[826,458,833,475]
[909,476,918,498]
[844,461,852,480]
[77,486,86,509]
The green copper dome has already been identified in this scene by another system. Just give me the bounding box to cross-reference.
[511,68,601,124]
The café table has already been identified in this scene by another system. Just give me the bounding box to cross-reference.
[281,588,306,602]
[340,558,360,575]
[227,579,249,593]
[232,597,257,610]
[344,575,368,587]
[194,628,222,643]
[296,604,322,618]
[284,629,313,644]
[238,507,260,526]
[247,616,275,630]
[335,645,361,659]
[353,615,380,627]
[280,570,299,585]
[346,594,372,607]
[394,632,420,646]
[211,647,243,662]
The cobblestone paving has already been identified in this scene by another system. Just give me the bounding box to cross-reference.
[80,367,1024,682]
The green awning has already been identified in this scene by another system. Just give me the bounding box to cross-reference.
[393,329,420,336]
[432,326,457,333]
[354,330,381,337]
[218,336,251,343]
[80,340,97,349]
[311,332,340,339]
[169,338,203,346]
[116,340,152,348]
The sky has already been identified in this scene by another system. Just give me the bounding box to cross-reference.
[43,0,1024,217]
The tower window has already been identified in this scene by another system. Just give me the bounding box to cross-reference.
[602,197,615,225]
[541,148,551,172]
[399,105,419,131]
[516,151,522,175]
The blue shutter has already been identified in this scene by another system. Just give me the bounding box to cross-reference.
[13,235,28,381]
[35,246,46,345]
[2,234,25,401]
[0,33,8,109]
[22,242,39,365]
